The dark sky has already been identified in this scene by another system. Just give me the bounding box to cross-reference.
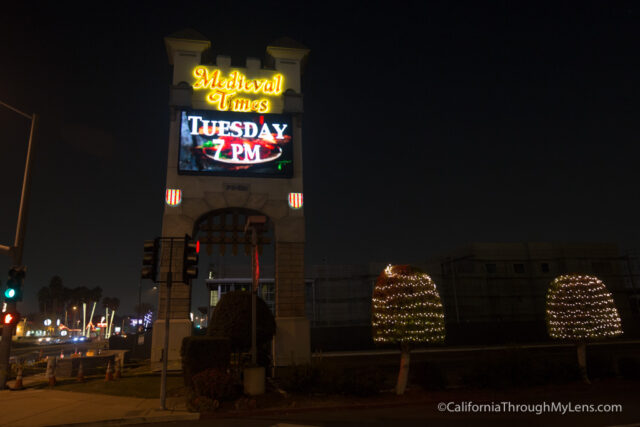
[1,2,639,315]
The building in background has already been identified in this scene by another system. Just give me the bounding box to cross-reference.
[206,262,382,351]
[206,263,381,327]
[204,242,640,349]
[426,242,640,343]
[303,264,382,327]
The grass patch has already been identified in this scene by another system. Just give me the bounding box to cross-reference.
[40,374,185,399]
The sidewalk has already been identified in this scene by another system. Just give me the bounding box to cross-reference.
[0,388,198,427]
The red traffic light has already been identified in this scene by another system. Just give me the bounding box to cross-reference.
[2,312,20,325]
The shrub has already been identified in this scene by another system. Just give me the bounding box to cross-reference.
[187,393,220,413]
[619,357,640,380]
[278,364,320,394]
[191,368,242,402]
[339,366,386,396]
[207,291,276,355]
[461,352,581,388]
[278,363,385,396]
[181,336,231,388]
[414,362,446,390]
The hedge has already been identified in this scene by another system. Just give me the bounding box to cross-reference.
[181,336,231,387]
[207,291,275,353]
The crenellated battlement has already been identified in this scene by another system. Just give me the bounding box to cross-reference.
[165,32,308,103]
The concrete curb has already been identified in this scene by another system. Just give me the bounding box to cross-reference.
[202,398,432,419]
[48,412,200,427]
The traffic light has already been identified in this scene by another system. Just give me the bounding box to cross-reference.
[2,311,20,326]
[4,267,25,302]
[141,239,159,281]
[183,235,199,281]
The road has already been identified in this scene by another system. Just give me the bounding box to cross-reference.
[132,378,640,427]
[9,340,100,362]
[131,401,640,427]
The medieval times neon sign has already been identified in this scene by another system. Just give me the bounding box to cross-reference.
[192,67,284,113]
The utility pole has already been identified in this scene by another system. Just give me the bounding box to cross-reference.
[0,100,37,390]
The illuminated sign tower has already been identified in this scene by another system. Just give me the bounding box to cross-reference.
[153,29,309,369]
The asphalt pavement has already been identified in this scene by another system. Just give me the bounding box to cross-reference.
[0,388,198,427]
[128,402,640,427]
[129,378,640,427]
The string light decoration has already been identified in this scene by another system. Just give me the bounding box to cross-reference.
[546,274,623,341]
[372,265,445,345]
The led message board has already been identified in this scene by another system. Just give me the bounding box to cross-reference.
[178,110,293,178]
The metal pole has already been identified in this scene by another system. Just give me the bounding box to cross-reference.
[13,113,38,263]
[160,238,173,410]
[0,112,37,390]
[0,304,15,389]
[251,227,258,365]
[0,100,32,120]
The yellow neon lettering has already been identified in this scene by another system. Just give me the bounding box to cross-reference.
[252,80,265,93]
[207,90,234,110]
[193,67,220,90]
[233,98,252,112]
[193,67,283,112]
[274,74,282,94]
[235,72,245,91]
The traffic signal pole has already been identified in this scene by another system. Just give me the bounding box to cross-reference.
[160,238,173,410]
[13,113,38,265]
[0,105,37,390]
[141,235,197,410]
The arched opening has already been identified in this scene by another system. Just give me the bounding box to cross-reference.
[191,208,276,326]
[193,208,272,257]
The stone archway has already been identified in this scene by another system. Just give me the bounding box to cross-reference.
[152,196,309,369]
[193,207,272,257]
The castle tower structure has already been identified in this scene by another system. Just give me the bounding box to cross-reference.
[151,30,310,369]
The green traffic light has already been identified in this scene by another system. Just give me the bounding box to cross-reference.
[4,288,16,299]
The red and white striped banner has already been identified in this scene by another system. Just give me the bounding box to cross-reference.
[288,192,303,209]
[165,189,182,206]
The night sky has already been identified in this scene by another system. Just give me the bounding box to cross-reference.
[1,3,639,315]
